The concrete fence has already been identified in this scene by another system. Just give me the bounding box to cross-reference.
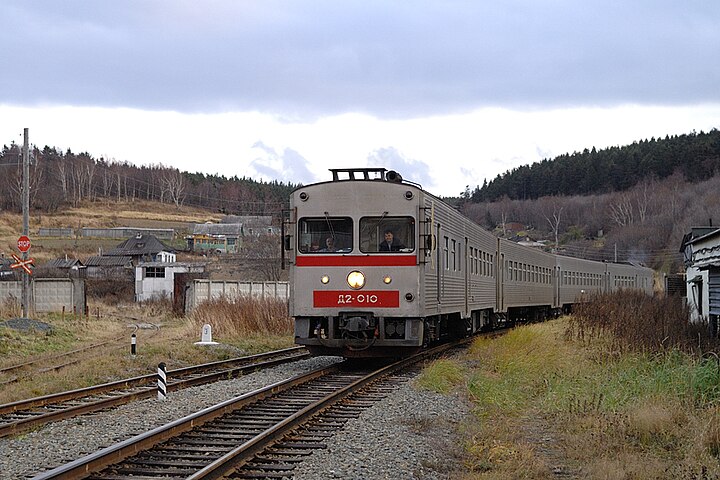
[0,278,86,315]
[185,280,289,311]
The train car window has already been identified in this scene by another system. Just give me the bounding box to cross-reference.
[359,216,415,253]
[451,239,457,271]
[298,217,353,253]
[443,236,449,268]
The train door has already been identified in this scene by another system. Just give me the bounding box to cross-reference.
[436,223,443,308]
[497,242,504,312]
[553,265,560,308]
[464,236,470,318]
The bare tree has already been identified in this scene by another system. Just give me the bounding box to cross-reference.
[544,203,564,251]
[84,159,96,201]
[56,156,69,201]
[161,168,186,207]
[237,234,282,281]
[609,194,634,227]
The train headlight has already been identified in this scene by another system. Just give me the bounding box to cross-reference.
[347,271,365,289]
[321,275,330,284]
[383,275,392,284]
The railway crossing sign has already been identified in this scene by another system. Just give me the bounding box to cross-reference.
[10,253,34,275]
[17,235,31,252]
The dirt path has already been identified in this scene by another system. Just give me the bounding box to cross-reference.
[517,410,580,479]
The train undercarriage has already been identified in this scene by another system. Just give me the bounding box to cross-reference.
[295,304,562,358]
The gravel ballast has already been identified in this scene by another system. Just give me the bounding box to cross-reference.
[0,355,471,479]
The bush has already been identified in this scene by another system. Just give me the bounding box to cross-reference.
[566,290,720,354]
[86,277,134,304]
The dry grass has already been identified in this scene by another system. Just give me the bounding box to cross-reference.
[187,296,293,337]
[0,296,294,404]
[450,299,720,479]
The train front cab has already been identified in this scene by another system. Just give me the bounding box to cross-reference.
[287,176,426,357]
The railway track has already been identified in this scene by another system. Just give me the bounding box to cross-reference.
[29,337,473,480]
[0,346,310,438]
[0,321,158,386]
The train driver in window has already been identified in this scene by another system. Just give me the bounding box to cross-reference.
[319,236,337,252]
[379,229,405,252]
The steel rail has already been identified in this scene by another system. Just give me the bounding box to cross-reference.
[0,346,309,438]
[190,340,463,480]
[30,363,341,480]
[0,322,149,383]
[30,337,474,480]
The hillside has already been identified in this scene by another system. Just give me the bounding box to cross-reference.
[461,172,720,273]
[0,200,221,265]
[469,129,720,202]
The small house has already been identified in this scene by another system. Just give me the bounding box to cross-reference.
[680,226,720,326]
[84,255,134,279]
[105,233,176,265]
[135,262,206,302]
[36,257,85,278]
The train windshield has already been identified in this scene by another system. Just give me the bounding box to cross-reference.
[297,217,352,253]
[360,216,415,253]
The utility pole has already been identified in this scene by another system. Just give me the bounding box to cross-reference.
[22,128,30,318]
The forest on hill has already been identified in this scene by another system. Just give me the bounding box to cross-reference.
[469,129,720,202]
[0,145,296,219]
[460,171,720,274]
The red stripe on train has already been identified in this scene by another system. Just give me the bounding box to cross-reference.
[296,255,416,267]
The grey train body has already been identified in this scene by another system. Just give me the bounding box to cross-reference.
[285,169,654,358]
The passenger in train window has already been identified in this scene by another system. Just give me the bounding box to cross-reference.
[319,237,337,252]
[379,230,405,252]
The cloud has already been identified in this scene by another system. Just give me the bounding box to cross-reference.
[367,147,433,190]
[249,141,314,185]
[1,1,718,119]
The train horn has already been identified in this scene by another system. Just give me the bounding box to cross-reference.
[386,170,403,183]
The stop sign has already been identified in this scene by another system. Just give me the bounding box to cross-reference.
[17,235,31,252]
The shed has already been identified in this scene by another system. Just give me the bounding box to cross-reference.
[680,226,720,326]
[84,255,134,279]
[135,262,206,302]
[36,258,85,278]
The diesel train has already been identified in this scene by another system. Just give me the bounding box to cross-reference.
[284,168,654,357]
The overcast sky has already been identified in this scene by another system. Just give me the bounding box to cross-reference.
[1,1,719,196]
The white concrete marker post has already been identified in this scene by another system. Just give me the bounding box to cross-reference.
[194,324,219,346]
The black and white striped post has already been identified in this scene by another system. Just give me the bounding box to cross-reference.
[130,333,137,357]
[157,362,167,401]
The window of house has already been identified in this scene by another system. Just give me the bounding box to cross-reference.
[146,267,165,278]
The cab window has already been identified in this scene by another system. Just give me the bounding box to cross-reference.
[359,216,415,253]
[298,217,352,253]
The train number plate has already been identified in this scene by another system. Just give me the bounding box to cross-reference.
[313,290,400,308]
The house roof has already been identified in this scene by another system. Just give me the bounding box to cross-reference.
[193,223,244,236]
[687,227,720,246]
[138,261,207,269]
[106,234,174,256]
[44,258,84,269]
[221,215,272,226]
[85,255,133,267]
